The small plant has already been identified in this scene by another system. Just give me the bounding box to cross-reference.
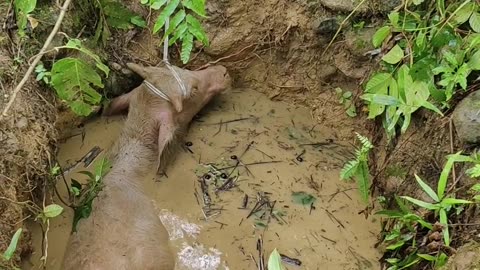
[47,39,110,116]
[378,152,478,269]
[268,249,285,270]
[340,133,373,202]
[143,0,209,63]
[94,0,147,46]
[36,204,64,224]
[335,87,357,117]
[35,63,51,84]
[363,1,480,138]
[70,157,111,231]
[14,0,36,37]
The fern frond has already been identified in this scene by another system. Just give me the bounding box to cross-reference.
[467,164,480,178]
[340,160,359,181]
[356,132,373,150]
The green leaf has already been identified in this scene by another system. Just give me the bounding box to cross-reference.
[386,241,405,250]
[103,2,137,30]
[43,204,64,218]
[51,58,103,116]
[442,198,472,205]
[63,39,109,76]
[150,0,168,10]
[169,21,188,45]
[435,253,448,268]
[131,16,147,28]
[417,254,435,261]
[14,0,36,14]
[182,0,207,17]
[163,10,186,38]
[451,2,475,26]
[292,191,317,206]
[414,174,439,202]
[340,160,359,180]
[180,32,194,64]
[467,165,480,178]
[267,249,285,270]
[439,209,449,246]
[438,152,463,199]
[3,228,22,261]
[375,210,404,218]
[401,196,438,210]
[382,45,404,64]
[365,73,392,93]
[468,50,480,70]
[94,157,111,181]
[388,11,399,27]
[357,161,370,203]
[372,26,391,47]
[361,94,400,106]
[470,12,480,32]
[187,14,209,46]
[153,0,180,33]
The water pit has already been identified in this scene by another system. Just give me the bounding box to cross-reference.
[23,89,379,269]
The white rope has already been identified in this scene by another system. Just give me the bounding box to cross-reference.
[145,2,187,101]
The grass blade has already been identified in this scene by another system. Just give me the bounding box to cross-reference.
[3,228,22,261]
[414,174,439,202]
[401,196,438,210]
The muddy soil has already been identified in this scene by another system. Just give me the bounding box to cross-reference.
[24,89,380,269]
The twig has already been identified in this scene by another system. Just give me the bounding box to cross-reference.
[1,0,73,120]
[194,43,258,70]
[321,0,367,57]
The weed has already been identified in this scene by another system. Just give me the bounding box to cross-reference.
[142,0,209,63]
[335,87,357,117]
[1,228,22,265]
[34,63,51,84]
[340,133,373,202]
[363,1,480,138]
[14,0,36,37]
[70,157,111,231]
[378,152,479,269]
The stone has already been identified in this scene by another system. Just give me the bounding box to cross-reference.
[440,242,480,270]
[453,91,480,144]
[318,0,401,14]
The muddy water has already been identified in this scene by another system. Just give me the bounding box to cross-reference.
[24,89,380,270]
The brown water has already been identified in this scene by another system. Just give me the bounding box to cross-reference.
[23,89,380,270]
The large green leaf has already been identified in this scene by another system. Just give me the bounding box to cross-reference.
[2,228,22,261]
[63,39,110,76]
[468,50,480,70]
[181,33,194,64]
[366,73,392,93]
[187,14,209,46]
[14,0,36,13]
[51,58,103,116]
[382,45,404,64]
[153,0,180,33]
[372,26,391,47]
[361,94,400,106]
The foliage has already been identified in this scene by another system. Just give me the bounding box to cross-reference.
[34,63,51,84]
[14,0,36,37]
[364,0,480,139]
[335,87,356,117]
[143,0,209,63]
[49,39,110,116]
[340,133,373,202]
[2,228,22,262]
[70,157,111,232]
[268,249,285,270]
[94,0,147,46]
[378,152,478,269]
[37,204,64,224]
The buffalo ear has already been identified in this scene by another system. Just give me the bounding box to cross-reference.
[102,90,135,116]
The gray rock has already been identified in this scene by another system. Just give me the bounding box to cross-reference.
[453,91,480,144]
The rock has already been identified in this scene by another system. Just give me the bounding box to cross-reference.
[15,117,28,130]
[344,28,376,57]
[313,18,339,37]
[453,91,480,144]
[318,0,401,14]
[440,242,480,270]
